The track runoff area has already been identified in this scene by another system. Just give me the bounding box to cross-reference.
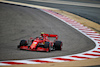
[0,0,100,66]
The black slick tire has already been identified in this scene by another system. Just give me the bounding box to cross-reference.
[17,40,28,48]
[54,41,62,50]
[44,42,50,52]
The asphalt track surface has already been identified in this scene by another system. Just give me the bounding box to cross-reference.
[6,0,100,24]
[57,0,100,4]
[0,3,95,61]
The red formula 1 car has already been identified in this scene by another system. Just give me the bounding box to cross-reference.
[17,33,63,52]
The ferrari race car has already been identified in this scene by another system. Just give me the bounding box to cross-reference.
[17,33,63,52]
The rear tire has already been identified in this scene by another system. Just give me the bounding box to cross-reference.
[17,40,28,48]
[54,41,62,50]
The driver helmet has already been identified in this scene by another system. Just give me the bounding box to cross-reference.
[41,32,45,36]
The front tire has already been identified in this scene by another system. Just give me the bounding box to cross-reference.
[17,40,28,48]
[44,42,50,52]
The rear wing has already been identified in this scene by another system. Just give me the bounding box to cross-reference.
[41,34,58,40]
